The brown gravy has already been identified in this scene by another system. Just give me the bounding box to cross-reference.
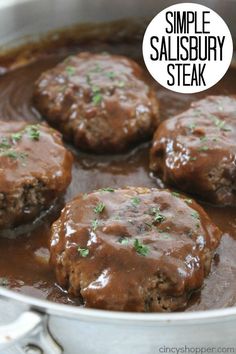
[0,30,235,311]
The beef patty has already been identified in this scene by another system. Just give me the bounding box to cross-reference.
[150,96,236,206]
[0,121,73,229]
[50,187,221,312]
[33,52,159,153]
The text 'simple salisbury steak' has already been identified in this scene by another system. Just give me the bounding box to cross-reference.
[50,187,222,312]
[150,96,236,206]
[0,121,73,229]
[33,52,159,153]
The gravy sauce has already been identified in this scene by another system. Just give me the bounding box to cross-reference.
[0,32,235,311]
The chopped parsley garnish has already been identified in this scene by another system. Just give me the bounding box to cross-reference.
[100,187,115,192]
[0,150,27,160]
[11,132,22,142]
[90,63,102,73]
[77,246,89,258]
[91,85,100,93]
[93,202,105,214]
[118,237,129,245]
[117,80,125,88]
[144,221,153,230]
[171,192,180,197]
[209,116,231,132]
[92,92,102,105]
[149,207,166,225]
[190,157,197,161]
[2,150,18,159]
[200,136,208,142]
[106,71,116,79]
[86,63,125,104]
[65,66,76,76]
[133,239,149,256]
[191,211,200,220]
[91,219,99,231]
[198,146,209,152]
[159,233,171,239]
[131,196,141,207]
[0,137,11,149]
[214,118,230,131]
[0,125,40,163]
[153,212,166,223]
[188,123,196,131]
[26,125,40,140]
[87,84,103,105]
[221,126,231,132]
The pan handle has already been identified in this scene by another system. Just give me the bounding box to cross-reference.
[0,310,62,354]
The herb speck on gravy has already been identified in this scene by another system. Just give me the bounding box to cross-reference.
[93,201,105,214]
[0,125,40,161]
[78,246,89,258]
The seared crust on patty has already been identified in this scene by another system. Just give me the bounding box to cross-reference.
[33,52,159,153]
[0,121,73,229]
[50,187,221,312]
[150,96,236,206]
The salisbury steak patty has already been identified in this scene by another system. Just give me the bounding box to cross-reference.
[150,96,236,206]
[0,121,73,229]
[33,52,159,153]
[50,187,221,312]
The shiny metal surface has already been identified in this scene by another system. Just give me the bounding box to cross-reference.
[0,0,235,353]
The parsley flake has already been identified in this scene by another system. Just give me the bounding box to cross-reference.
[188,123,196,131]
[212,117,231,132]
[190,156,197,161]
[148,207,166,225]
[27,125,40,140]
[133,239,149,256]
[191,211,200,220]
[0,150,27,160]
[118,237,129,245]
[90,63,102,73]
[65,66,76,76]
[100,187,115,192]
[92,93,102,105]
[93,202,105,214]
[117,80,125,88]
[131,196,141,207]
[153,212,166,223]
[198,146,209,152]
[171,192,180,197]
[91,219,99,231]
[144,221,153,230]
[106,71,116,79]
[11,132,22,142]
[77,246,89,258]
[0,137,11,149]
